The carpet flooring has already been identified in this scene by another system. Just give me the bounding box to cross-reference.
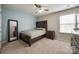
[1,38,73,54]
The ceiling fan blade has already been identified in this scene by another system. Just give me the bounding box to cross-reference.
[34,4,41,8]
[44,9,49,11]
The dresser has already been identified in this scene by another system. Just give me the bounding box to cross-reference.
[71,31,79,54]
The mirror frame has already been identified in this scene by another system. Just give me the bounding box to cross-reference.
[8,19,18,42]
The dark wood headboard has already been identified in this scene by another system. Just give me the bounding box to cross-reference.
[36,20,47,31]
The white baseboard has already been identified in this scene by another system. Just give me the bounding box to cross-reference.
[2,40,7,44]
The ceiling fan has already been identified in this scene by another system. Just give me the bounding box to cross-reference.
[34,4,49,13]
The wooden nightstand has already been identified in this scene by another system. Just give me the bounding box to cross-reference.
[46,31,55,40]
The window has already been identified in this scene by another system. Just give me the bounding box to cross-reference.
[60,14,75,33]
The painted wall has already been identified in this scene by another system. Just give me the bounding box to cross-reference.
[0,5,2,48]
[2,7,36,43]
[37,7,79,43]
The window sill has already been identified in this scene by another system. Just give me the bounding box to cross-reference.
[59,32,72,35]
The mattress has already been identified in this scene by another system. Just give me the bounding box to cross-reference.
[21,29,46,39]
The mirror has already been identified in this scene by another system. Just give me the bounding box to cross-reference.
[8,19,18,42]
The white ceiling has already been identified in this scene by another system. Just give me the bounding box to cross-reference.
[3,4,79,17]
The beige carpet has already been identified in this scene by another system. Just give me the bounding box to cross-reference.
[1,38,73,54]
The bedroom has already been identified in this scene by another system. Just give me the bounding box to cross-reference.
[0,4,79,54]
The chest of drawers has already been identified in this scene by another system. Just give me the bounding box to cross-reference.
[71,34,79,54]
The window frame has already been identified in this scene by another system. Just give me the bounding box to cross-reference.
[59,13,76,34]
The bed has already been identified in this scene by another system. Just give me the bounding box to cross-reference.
[19,20,47,46]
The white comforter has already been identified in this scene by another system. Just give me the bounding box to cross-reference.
[21,29,46,39]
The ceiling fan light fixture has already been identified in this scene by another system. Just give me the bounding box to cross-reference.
[38,9,44,13]
[34,4,49,13]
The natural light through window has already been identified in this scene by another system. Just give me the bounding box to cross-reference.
[60,14,75,33]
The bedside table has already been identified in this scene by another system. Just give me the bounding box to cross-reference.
[46,31,55,40]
